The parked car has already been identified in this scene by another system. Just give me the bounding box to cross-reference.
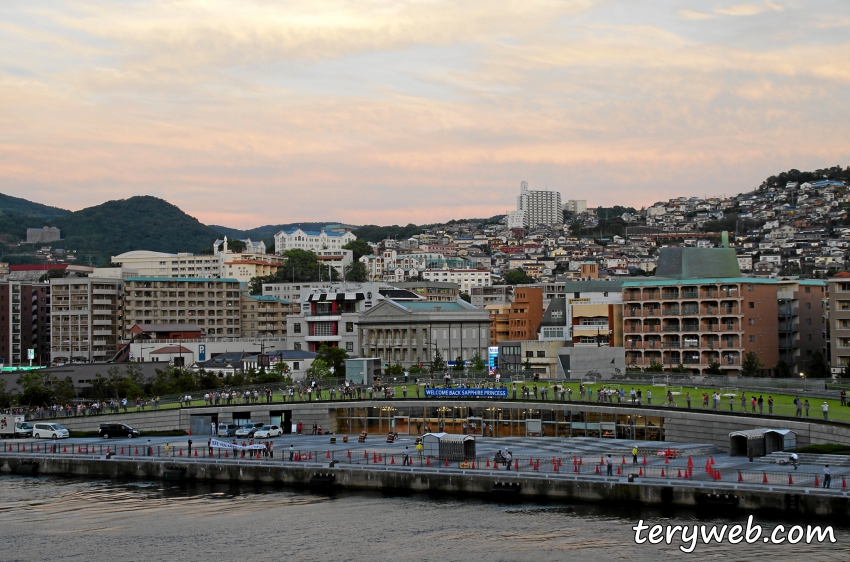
[217,423,239,437]
[99,423,141,439]
[253,425,283,438]
[32,423,69,439]
[235,422,265,438]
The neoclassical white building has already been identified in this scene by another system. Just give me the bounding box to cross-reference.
[274,227,356,254]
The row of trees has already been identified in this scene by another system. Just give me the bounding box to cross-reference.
[248,244,372,294]
[639,351,838,378]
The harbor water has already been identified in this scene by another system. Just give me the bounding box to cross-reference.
[0,475,848,561]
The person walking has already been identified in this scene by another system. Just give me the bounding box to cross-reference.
[794,396,802,417]
[646,390,652,405]
[804,400,810,417]
[768,396,774,414]
[403,446,410,466]
[289,444,294,461]
[632,446,638,464]
[187,439,193,457]
[822,401,829,420]
[416,440,424,461]
[823,465,832,488]
[841,390,847,407]
[729,396,734,411]
[686,392,691,409]
[147,439,153,457]
[505,450,512,471]
[790,452,798,470]
[757,395,763,414]
[606,454,613,476]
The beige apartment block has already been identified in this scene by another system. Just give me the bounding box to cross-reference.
[123,277,242,337]
[50,277,124,363]
[241,294,296,338]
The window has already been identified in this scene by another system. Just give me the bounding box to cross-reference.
[293,362,300,370]
[525,351,533,358]
[293,323,301,333]
[346,322,354,333]
[749,335,755,342]
[806,318,812,325]
[536,351,546,357]
[806,302,811,309]
[345,341,354,352]
[294,342,302,350]
[748,285,754,292]
[748,302,754,309]
[805,287,811,293]
[749,318,755,325]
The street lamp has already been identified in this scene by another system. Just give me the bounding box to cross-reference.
[252,342,276,372]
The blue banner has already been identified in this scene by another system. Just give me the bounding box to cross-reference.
[424,388,508,398]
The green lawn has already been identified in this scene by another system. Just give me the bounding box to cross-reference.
[136,381,850,423]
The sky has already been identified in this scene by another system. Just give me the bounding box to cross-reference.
[1,0,849,229]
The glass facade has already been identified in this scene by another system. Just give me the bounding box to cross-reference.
[334,406,665,441]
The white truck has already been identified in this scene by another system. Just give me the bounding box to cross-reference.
[0,414,33,438]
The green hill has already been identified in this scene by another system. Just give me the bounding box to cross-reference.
[51,196,222,263]
[0,193,69,219]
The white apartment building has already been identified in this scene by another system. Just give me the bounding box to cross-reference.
[112,245,284,283]
[564,199,587,214]
[422,269,491,293]
[516,181,562,227]
[274,227,356,254]
[506,210,526,230]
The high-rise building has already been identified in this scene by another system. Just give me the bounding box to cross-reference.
[516,181,562,227]
[50,277,123,364]
[564,200,587,214]
[0,282,51,366]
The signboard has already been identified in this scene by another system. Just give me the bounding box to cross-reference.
[27,349,35,360]
[488,346,499,374]
[198,344,206,362]
[424,388,508,399]
[568,298,591,303]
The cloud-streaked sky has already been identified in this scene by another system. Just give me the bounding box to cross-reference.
[1,1,848,228]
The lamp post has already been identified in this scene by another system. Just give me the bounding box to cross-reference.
[252,342,276,373]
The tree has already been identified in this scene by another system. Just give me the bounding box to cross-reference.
[645,362,664,373]
[741,352,763,377]
[248,249,340,294]
[227,239,247,252]
[384,363,404,376]
[342,239,373,261]
[706,361,723,375]
[774,360,793,379]
[316,345,348,376]
[469,352,486,374]
[806,350,830,379]
[522,357,533,375]
[431,349,446,373]
[16,372,75,406]
[0,380,13,409]
[503,268,534,285]
[307,358,332,378]
[344,261,368,282]
[459,292,471,303]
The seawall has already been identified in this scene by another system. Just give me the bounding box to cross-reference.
[2,454,848,520]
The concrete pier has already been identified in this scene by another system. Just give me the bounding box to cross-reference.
[2,453,848,520]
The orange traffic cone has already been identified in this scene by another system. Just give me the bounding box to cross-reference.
[7,444,11,452]
[843,477,847,489]
[579,457,583,466]
[815,476,820,487]
[308,452,313,460]
[471,461,476,469]
[445,458,449,467]
[737,471,743,482]
[326,450,331,459]
[134,447,139,455]
[574,463,579,473]
[63,445,67,453]
[225,451,229,458]
[120,447,124,455]
[617,465,622,475]
[687,456,693,467]
[558,458,562,467]
[643,456,647,465]
[21,445,26,452]
[194,449,198,457]
[788,474,794,485]
[710,456,715,465]
[514,460,519,470]
[714,470,721,481]
[763,473,769,484]
[36,444,40,452]
[600,456,605,466]
[639,467,643,476]
[364,450,368,459]
[533,461,538,472]
[373,452,378,463]
[622,456,626,465]
[595,465,600,474]
[677,468,682,478]
[347,450,351,458]
[661,468,666,478]
[426,457,431,466]
[390,456,395,465]
[664,455,669,464]
[178,448,183,456]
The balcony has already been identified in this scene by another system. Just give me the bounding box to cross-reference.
[662,325,680,332]
[661,292,679,300]
[681,290,699,299]
[681,307,699,315]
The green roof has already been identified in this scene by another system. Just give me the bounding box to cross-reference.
[799,279,827,286]
[397,301,468,311]
[126,277,240,283]
[623,278,776,287]
[654,247,741,280]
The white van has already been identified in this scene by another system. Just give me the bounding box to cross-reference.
[32,423,70,439]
